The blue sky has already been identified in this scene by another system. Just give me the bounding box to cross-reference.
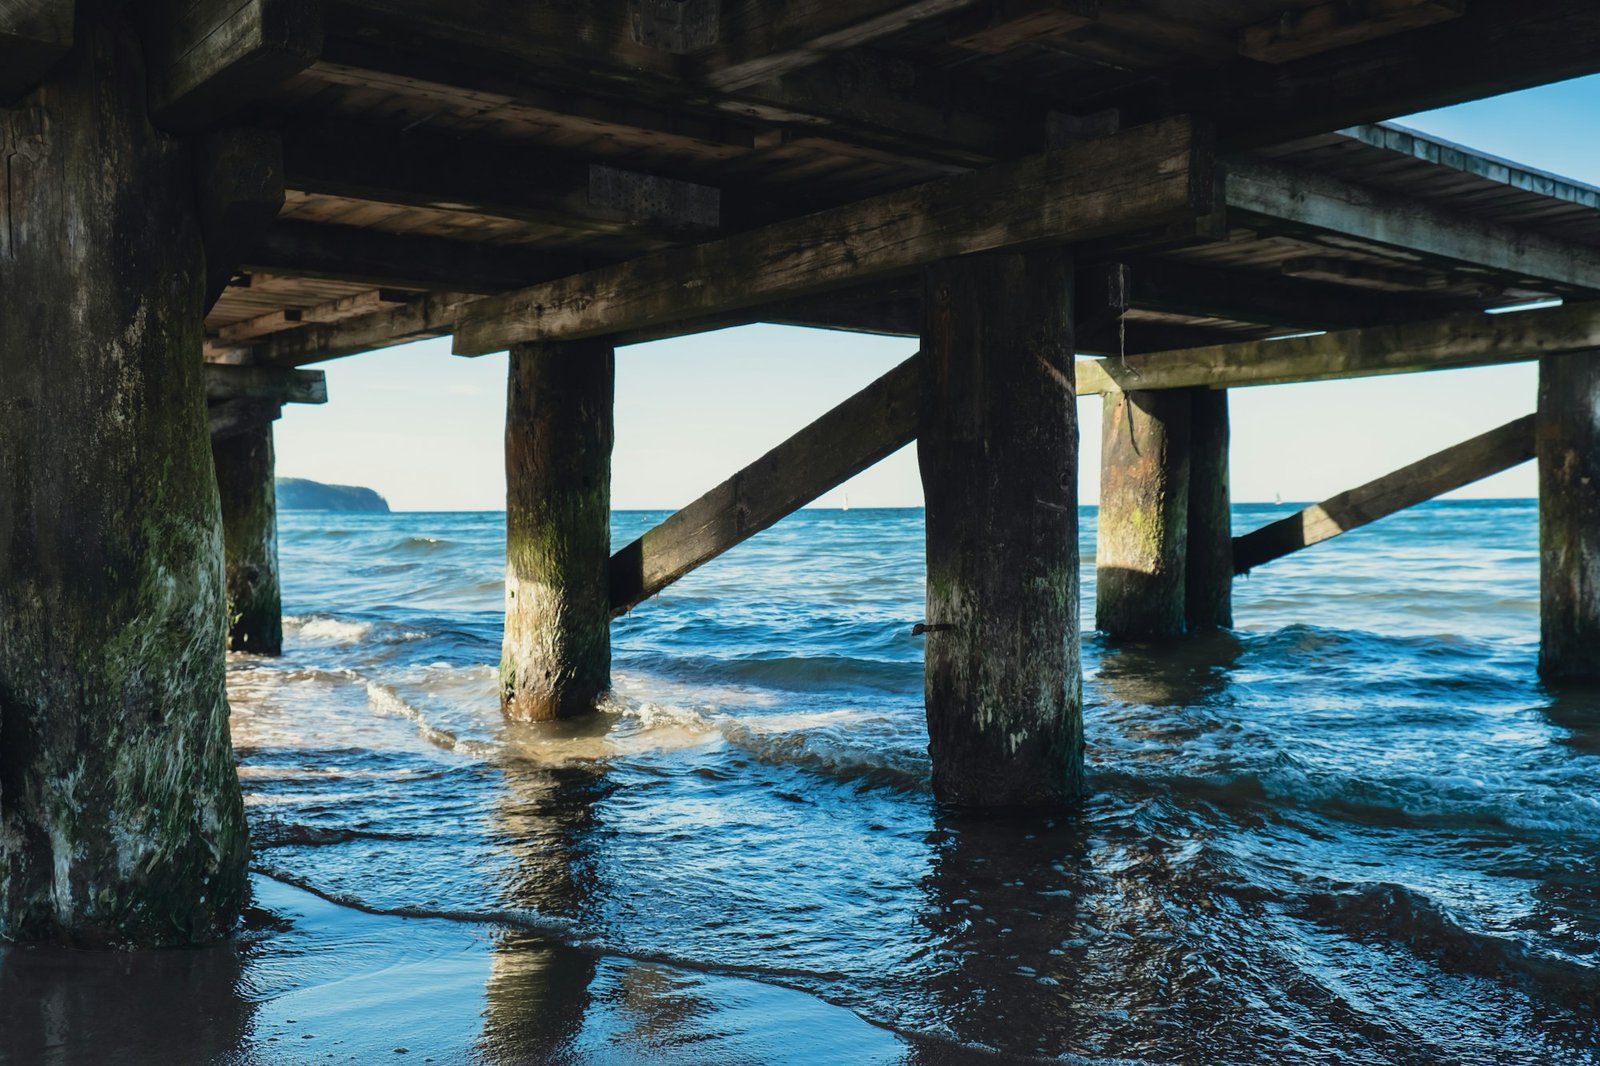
[274,75,1600,511]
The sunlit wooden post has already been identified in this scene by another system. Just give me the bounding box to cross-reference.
[1538,351,1600,681]
[1097,389,1192,639]
[919,250,1083,807]
[502,340,615,720]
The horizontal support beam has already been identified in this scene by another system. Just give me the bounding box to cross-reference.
[1173,0,1600,151]
[282,123,721,237]
[0,0,73,102]
[1239,0,1464,64]
[1075,302,1600,395]
[243,221,588,293]
[1227,159,1600,294]
[213,288,411,344]
[454,115,1214,353]
[700,0,986,90]
[204,364,327,405]
[216,292,476,368]
[144,0,322,132]
[609,353,920,614]
[1232,413,1535,573]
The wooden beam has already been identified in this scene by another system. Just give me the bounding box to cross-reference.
[1240,0,1464,64]
[1075,303,1600,396]
[327,0,1048,165]
[0,0,72,102]
[244,222,588,293]
[609,354,919,615]
[282,123,721,237]
[213,289,411,344]
[1232,414,1535,573]
[1227,159,1600,295]
[947,0,1099,54]
[1171,0,1600,151]
[701,0,985,90]
[144,0,322,132]
[194,129,285,311]
[453,114,1215,354]
[204,364,327,405]
[221,291,477,369]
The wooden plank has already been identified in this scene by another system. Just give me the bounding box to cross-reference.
[609,354,920,615]
[328,0,1045,165]
[947,0,1099,54]
[282,123,721,237]
[214,288,410,343]
[1187,0,1600,151]
[453,115,1214,354]
[244,221,587,293]
[701,0,984,90]
[204,364,326,404]
[1240,0,1464,64]
[1074,302,1600,396]
[145,0,322,132]
[1226,159,1600,294]
[220,291,477,368]
[1232,414,1535,573]
[0,0,73,101]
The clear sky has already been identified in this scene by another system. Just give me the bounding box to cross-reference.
[274,76,1600,511]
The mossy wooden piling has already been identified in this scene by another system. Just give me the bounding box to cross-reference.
[919,250,1083,807]
[502,340,615,721]
[1538,353,1600,682]
[212,406,285,655]
[0,14,247,946]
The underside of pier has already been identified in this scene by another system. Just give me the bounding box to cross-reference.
[6,0,1600,943]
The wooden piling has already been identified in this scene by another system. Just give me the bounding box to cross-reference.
[919,250,1082,807]
[502,340,614,721]
[0,17,248,945]
[1538,353,1600,681]
[1097,389,1193,639]
[1186,388,1233,629]
[212,405,284,655]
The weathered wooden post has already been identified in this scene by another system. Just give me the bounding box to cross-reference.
[1537,352,1600,681]
[919,250,1082,807]
[1097,389,1192,639]
[211,403,284,655]
[502,340,614,720]
[1186,388,1233,629]
[0,17,248,945]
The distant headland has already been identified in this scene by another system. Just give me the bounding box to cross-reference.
[276,478,391,513]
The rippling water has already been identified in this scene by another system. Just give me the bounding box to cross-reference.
[5,501,1599,1064]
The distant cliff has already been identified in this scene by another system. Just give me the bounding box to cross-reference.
[276,478,391,513]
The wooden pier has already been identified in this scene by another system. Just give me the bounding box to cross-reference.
[5,0,1600,945]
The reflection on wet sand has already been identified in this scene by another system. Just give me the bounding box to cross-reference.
[0,933,253,1065]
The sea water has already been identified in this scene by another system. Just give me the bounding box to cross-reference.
[3,501,1597,1064]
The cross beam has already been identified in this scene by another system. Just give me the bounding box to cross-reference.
[1232,414,1535,573]
[609,354,919,614]
[452,115,1214,353]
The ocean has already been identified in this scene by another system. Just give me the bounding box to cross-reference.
[3,500,1597,1064]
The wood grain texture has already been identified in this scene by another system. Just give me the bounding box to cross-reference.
[0,17,248,946]
[919,250,1082,808]
[452,115,1213,353]
[502,340,614,721]
[1538,352,1600,680]
[1097,389,1192,640]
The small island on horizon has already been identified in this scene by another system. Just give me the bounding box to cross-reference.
[276,477,390,513]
